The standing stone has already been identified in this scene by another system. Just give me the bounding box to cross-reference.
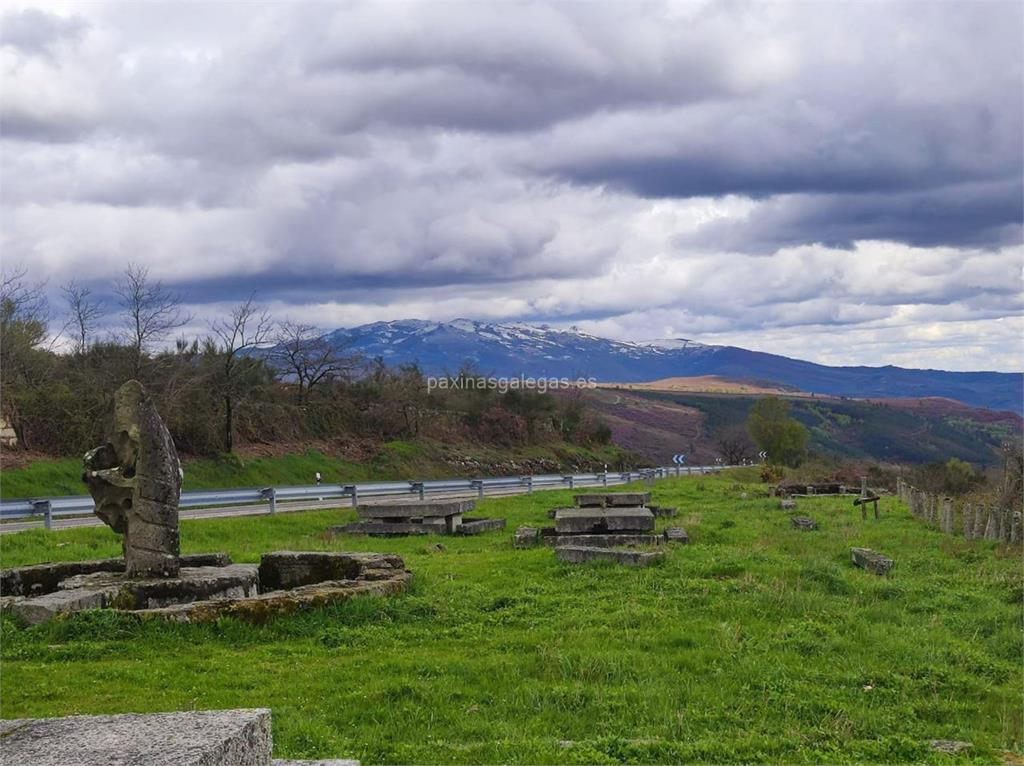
[513,526,540,548]
[940,498,953,534]
[82,380,181,577]
[962,505,973,539]
[1011,512,1022,545]
[983,508,997,541]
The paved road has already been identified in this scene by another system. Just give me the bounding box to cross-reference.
[0,477,642,534]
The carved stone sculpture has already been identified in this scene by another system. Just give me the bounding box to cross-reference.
[82,380,181,577]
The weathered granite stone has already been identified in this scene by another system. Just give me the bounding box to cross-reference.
[82,380,182,578]
[663,527,689,543]
[7,585,117,626]
[138,571,412,623]
[0,708,271,766]
[850,547,894,575]
[454,518,507,535]
[513,526,541,548]
[928,740,972,755]
[0,553,232,598]
[258,552,404,591]
[779,499,796,510]
[543,534,662,548]
[554,508,655,535]
[790,516,817,531]
[647,505,678,518]
[573,492,650,508]
[555,545,664,567]
[6,566,259,625]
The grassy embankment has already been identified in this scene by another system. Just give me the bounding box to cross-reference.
[0,441,633,499]
[1,471,1020,764]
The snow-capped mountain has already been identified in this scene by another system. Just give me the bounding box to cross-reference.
[322,319,1023,412]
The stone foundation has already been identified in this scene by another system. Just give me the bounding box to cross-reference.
[2,552,410,626]
[554,508,655,535]
[850,547,893,575]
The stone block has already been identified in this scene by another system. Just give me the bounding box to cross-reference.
[648,505,678,518]
[259,552,403,591]
[928,740,972,755]
[513,526,541,548]
[138,570,412,623]
[850,547,893,575]
[555,545,664,567]
[0,708,271,766]
[454,518,507,536]
[790,517,817,531]
[544,534,661,548]
[779,499,796,510]
[663,528,689,543]
[554,508,654,535]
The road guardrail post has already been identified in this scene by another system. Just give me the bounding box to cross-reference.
[344,485,358,507]
[32,500,53,530]
[601,472,608,487]
[522,476,533,494]
[259,487,276,514]
[410,481,425,501]
[471,479,484,499]
[562,475,575,490]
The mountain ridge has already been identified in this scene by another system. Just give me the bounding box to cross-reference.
[323,319,1023,413]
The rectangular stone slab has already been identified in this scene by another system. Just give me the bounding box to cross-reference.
[454,518,507,535]
[0,708,271,766]
[555,545,664,567]
[554,508,654,534]
[850,547,894,575]
[542,534,661,548]
[356,500,474,519]
[573,492,650,507]
[258,551,403,591]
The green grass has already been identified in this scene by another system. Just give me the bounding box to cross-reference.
[1,473,1021,764]
[0,442,632,499]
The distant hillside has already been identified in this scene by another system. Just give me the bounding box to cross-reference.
[581,388,1022,466]
[323,319,1023,413]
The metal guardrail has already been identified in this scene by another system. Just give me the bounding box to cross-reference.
[0,465,730,529]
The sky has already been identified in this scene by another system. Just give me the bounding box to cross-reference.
[1,0,1022,371]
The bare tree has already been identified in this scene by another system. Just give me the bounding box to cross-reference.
[115,264,191,378]
[272,320,354,404]
[60,279,105,355]
[210,295,274,452]
[716,425,756,465]
[0,266,50,447]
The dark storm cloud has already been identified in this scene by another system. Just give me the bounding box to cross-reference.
[1,0,1021,370]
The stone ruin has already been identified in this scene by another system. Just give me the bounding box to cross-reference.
[329,499,506,537]
[515,491,687,567]
[1,380,411,626]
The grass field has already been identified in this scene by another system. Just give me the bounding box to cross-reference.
[1,472,1021,764]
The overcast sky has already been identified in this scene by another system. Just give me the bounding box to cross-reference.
[2,1,1022,371]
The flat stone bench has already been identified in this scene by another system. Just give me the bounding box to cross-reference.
[554,508,654,535]
[348,500,476,535]
[555,545,664,567]
[454,518,507,535]
[573,492,650,508]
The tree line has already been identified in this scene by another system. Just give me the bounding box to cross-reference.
[0,265,613,458]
